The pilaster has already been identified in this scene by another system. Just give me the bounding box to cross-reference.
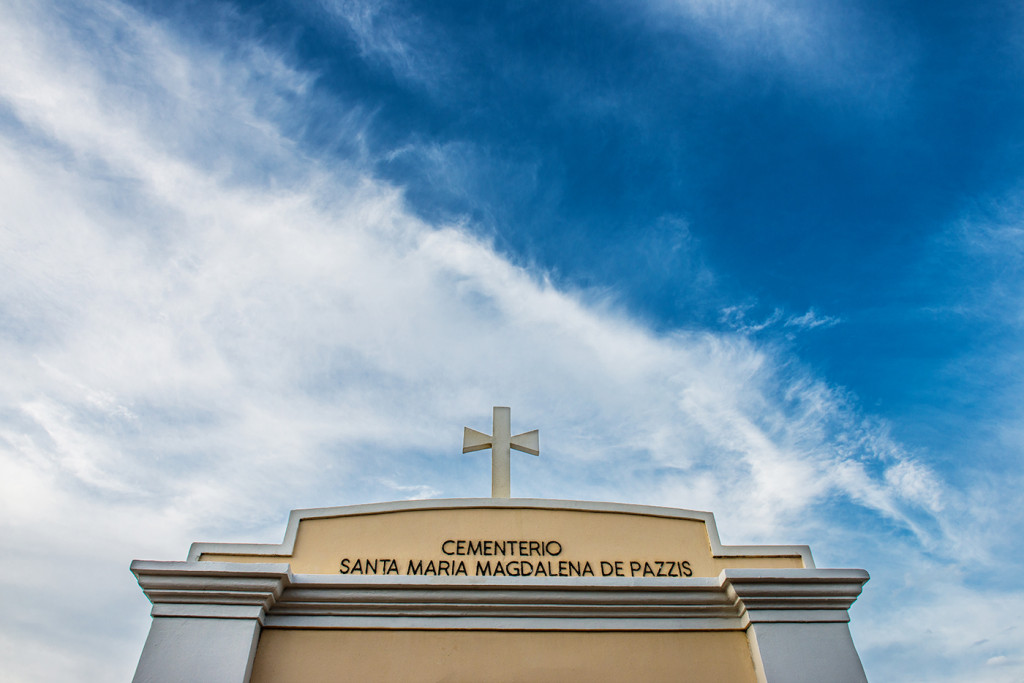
[131,562,291,683]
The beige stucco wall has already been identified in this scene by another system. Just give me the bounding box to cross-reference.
[199,507,803,577]
[249,629,758,683]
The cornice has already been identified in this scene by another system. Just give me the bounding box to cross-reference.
[130,561,866,630]
[131,561,292,621]
[722,568,870,625]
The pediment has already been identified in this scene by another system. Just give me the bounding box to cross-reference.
[192,499,810,578]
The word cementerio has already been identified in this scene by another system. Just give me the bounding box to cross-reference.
[440,539,563,557]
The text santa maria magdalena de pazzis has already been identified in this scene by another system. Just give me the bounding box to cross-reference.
[338,538,694,578]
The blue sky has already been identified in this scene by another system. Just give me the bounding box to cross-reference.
[1,0,1022,680]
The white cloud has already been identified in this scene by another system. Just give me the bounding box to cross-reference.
[855,578,1024,683]
[630,0,912,104]
[785,307,841,330]
[0,1,1018,681]
[949,194,1024,327]
[719,303,840,335]
[718,303,783,332]
[313,0,452,89]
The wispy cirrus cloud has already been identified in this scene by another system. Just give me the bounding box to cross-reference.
[785,308,842,330]
[312,0,454,89]
[626,0,912,104]
[719,303,840,334]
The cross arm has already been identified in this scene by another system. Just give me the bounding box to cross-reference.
[510,429,539,456]
[462,427,492,453]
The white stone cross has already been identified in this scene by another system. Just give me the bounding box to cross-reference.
[463,406,539,498]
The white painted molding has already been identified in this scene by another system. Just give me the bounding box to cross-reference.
[721,568,870,625]
[186,498,815,567]
[131,561,292,622]
[131,561,866,632]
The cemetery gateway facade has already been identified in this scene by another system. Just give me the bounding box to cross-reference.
[131,409,869,681]
[130,498,870,682]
